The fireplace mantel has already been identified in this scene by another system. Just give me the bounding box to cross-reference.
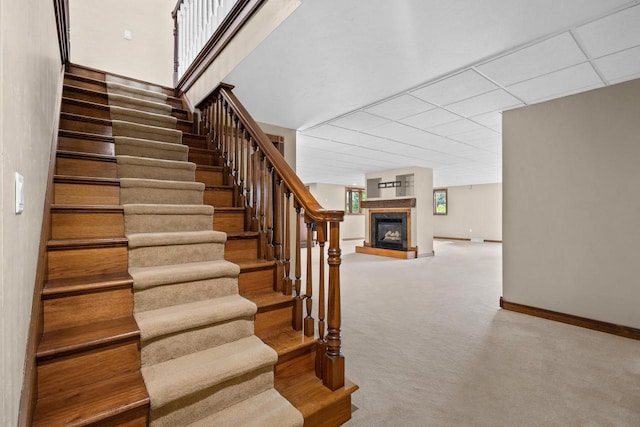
[361,198,416,209]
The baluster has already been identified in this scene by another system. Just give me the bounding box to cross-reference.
[259,152,267,258]
[283,190,292,295]
[240,128,246,201]
[316,221,327,378]
[292,204,303,330]
[216,95,223,154]
[223,101,230,172]
[273,174,283,291]
[304,217,314,337]
[251,143,259,231]
[244,134,252,229]
[324,221,344,390]
[266,164,275,261]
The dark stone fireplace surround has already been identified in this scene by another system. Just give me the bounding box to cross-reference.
[371,211,408,251]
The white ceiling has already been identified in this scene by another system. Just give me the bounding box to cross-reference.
[225,0,640,187]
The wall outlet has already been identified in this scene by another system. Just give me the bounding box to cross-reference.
[15,172,24,214]
[124,30,132,40]
[469,228,473,233]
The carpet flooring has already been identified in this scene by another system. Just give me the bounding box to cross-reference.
[304,240,640,426]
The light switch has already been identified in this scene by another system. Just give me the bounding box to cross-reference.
[124,30,132,40]
[15,172,24,214]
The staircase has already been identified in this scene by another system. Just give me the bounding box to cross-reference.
[31,64,357,426]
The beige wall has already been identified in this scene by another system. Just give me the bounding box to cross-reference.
[306,183,365,240]
[186,0,300,105]
[365,167,433,257]
[1,0,62,424]
[69,0,175,86]
[503,78,640,329]
[434,183,502,241]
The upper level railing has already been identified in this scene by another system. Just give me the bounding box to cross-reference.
[196,84,346,390]
[172,0,266,92]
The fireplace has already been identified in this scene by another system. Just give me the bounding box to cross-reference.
[371,211,408,251]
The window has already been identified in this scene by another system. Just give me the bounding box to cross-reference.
[433,189,447,215]
[346,188,366,214]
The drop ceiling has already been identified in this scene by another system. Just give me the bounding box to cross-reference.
[225,0,640,187]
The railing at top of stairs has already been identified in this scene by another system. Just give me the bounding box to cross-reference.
[172,0,267,93]
[196,84,347,390]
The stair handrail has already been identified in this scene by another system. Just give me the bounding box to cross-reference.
[196,84,346,390]
[214,85,344,223]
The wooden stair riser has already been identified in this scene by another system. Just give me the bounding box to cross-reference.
[189,151,218,166]
[56,155,117,178]
[304,395,353,427]
[37,339,140,398]
[62,99,109,119]
[275,348,315,378]
[204,187,234,207]
[66,65,105,82]
[176,121,193,133]
[58,134,115,156]
[238,267,277,294]
[54,182,120,205]
[63,86,108,105]
[182,134,207,149]
[47,246,127,280]
[89,405,149,427]
[51,211,124,240]
[254,305,294,336]
[195,168,224,187]
[213,210,245,232]
[64,76,106,93]
[225,237,259,262]
[60,116,112,136]
[43,287,133,332]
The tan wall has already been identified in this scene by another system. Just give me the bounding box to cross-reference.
[1,0,62,424]
[69,0,175,86]
[186,0,300,105]
[434,183,502,241]
[503,78,640,329]
[365,167,433,257]
[307,183,365,240]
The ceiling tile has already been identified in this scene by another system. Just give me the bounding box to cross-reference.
[506,62,603,103]
[446,89,522,117]
[364,94,436,120]
[361,122,426,143]
[576,5,640,58]
[300,124,359,141]
[398,108,460,129]
[330,111,390,131]
[452,128,501,144]
[469,111,502,132]
[424,119,486,137]
[476,33,587,86]
[298,136,360,154]
[594,45,640,83]
[410,70,497,105]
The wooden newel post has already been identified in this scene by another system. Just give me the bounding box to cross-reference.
[315,221,327,379]
[323,221,344,390]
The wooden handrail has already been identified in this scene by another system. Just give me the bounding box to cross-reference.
[53,0,70,64]
[212,87,345,223]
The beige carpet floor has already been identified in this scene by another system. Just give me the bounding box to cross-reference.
[303,240,640,426]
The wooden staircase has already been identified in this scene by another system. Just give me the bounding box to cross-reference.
[30,64,356,426]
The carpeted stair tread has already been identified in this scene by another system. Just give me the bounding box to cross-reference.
[108,93,172,115]
[117,154,196,172]
[111,105,178,129]
[142,335,278,409]
[135,294,256,341]
[120,177,204,191]
[186,389,303,427]
[124,204,213,216]
[112,120,182,144]
[107,81,168,102]
[129,259,240,290]
[127,230,226,248]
